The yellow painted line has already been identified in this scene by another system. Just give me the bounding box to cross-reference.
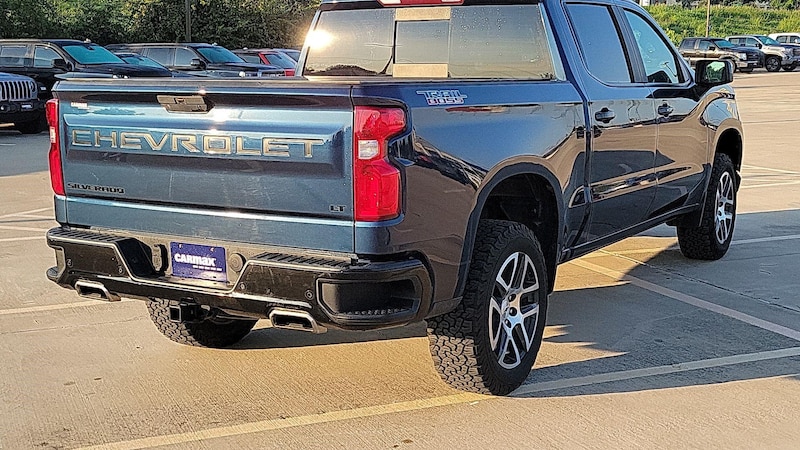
[516,347,800,396]
[572,259,800,342]
[76,392,487,450]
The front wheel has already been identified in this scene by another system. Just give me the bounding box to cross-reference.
[427,220,548,395]
[677,153,737,260]
[765,56,781,72]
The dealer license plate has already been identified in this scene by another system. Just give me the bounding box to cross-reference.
[170,242,227,282]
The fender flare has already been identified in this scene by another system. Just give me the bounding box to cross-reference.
[454,163,565,299]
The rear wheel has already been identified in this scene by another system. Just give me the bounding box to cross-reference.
[765,56,781,72]
[147,298,257,348]
[783,63,797,72]
[677,153,737,260]
[427,220,548,395]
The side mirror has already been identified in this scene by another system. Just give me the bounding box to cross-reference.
[52,58,71,71]
[696,59,733,86]
[190,58,206,69]
[708,46,717,51]
[756,43,762,49]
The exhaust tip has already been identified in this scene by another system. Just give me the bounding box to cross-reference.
[75,280,121,302]
[269,308,326,334]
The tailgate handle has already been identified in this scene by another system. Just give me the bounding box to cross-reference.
[157,95,212,113]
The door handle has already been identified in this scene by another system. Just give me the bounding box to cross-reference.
[658,103,674,116]
[594,108,616,124]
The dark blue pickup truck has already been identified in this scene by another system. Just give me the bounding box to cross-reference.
[45,0,742,395]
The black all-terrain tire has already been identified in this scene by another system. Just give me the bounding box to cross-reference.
[147,298,258,348]
[426,220,548,395]
[765,56,781,72]
[677,153,737,260]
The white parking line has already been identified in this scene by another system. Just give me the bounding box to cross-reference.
[741,180,800,189]
[0,207,51,220]
[515,347,800,396]
[0,300,123,316]
[0,225,51,233]
[580,233,800,259]
[572,259,800,342]
[0,236,43,243]
[742,164,800,175]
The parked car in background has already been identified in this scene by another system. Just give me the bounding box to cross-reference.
[0,39,172,98]
[113,52,195,77]
[272,48,300,62]
[106,43,284,78]
[769,33,800,45]
[0,71,44,133]
[726,35,800,71]
[233,48,297,76]
[678,37,762,72]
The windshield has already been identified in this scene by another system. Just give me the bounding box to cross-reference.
[196,46,245,64]
[62,44,124,65]
[264,52,296,69]
[711,39,734,49]
[120,55,165,69]
[756,35,782,46]
[304,5,556,79]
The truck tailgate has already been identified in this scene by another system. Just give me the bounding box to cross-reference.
[55,81,356,252]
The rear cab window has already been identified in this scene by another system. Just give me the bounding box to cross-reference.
[303,3,563,80]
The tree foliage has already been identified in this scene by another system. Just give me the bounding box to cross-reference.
[0,0,319,47]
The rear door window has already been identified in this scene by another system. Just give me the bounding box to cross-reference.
[0,45,29,67]
[146,47,174,66]
[566,3,632,84]
[304,4,557,80]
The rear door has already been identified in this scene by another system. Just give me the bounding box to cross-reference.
[565,2,657,244]
[56,81,358,252]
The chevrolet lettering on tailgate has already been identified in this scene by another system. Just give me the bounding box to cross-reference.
[69,128,325,158]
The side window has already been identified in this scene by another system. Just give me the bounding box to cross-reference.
[624,10,683,84]
[777,36,787,43]
[33,46,61,68]
[146,47,173,66]
[0,45,28,67]
[792,36,800,44]
[698,40,710,51]
[679,39,695,50]
[566,3,632,83]
[746,38,758,47]
[174,48,196,67]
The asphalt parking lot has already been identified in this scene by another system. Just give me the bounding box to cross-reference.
[1,72,799,450]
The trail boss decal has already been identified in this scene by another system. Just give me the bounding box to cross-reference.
[416,89,468,106]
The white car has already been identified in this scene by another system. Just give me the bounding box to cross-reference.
[769,32,800,44]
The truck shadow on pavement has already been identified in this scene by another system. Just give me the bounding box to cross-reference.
[517,209,800,397]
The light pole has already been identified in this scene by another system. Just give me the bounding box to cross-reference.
[185,0,192,42]
[706,0,711,37]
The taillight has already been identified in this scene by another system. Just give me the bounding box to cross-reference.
[353,106,406,222]
[45,98,64,196]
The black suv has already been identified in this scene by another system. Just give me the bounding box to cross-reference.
[105,43,284,78]
[678,37,763,72]
[0,39,172,99]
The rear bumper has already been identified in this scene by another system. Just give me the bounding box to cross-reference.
[46,227,433,330]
